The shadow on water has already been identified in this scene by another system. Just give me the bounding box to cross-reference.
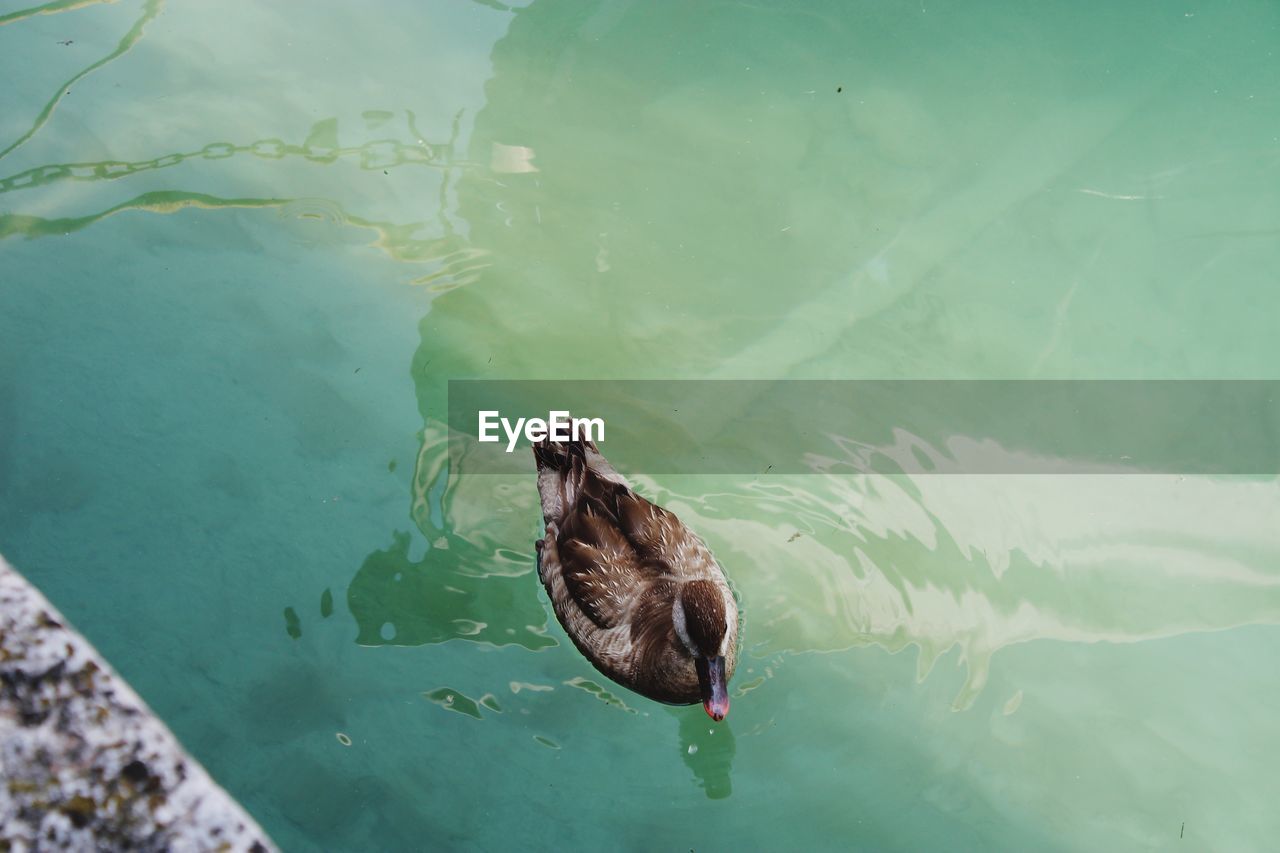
[348,529,554,650]
[340,423,561,650]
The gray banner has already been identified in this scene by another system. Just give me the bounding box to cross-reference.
[447,380,1280,475]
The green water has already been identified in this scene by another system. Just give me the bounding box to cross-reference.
[3,0,1280,849]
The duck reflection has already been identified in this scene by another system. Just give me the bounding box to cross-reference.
[676,707,736,800]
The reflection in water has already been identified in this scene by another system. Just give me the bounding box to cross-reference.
[1,121,447,194]
[677,708,736,800]
[1,4,488,288]
[0,190,283,240]
[0,107,489,287]
[0,0,165,159]
[0,0,118,28]
[349,530,553,650]
[423,686,502,719]
[563,677,636,714]
[0,186,487,291]
[346,424,558,650]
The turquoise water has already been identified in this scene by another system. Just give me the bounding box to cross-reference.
[3,0,1280,849]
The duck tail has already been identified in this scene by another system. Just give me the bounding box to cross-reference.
[532,437,592,473]
[534,439,590,522]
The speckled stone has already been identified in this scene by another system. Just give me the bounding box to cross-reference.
[0,555,276,852]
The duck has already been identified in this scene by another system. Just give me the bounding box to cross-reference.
[533,439,739,720]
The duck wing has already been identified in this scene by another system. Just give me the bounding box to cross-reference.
[538,441,676,629]
[582,471,719,582]
[613,489,708,572]
[547,443,698,569]
[556,505,654,629]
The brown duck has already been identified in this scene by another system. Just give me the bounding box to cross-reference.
[534,439,739,720]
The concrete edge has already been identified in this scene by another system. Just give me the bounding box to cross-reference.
[0,553,277,851]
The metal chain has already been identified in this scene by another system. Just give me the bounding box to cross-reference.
[0,134,453,196]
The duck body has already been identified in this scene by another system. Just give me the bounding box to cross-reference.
[533,440,739,718]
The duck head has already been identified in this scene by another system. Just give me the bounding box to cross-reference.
[674,580,733,721]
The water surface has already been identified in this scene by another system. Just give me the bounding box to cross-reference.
[2,0,1279,849]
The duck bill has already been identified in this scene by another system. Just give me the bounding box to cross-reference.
[696,655,730,721]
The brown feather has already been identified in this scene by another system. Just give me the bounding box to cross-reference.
[532,438,739,707]
[628,579,696,704]
[680,580,727,656]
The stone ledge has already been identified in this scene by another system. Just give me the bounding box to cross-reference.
[0,554,276,851]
